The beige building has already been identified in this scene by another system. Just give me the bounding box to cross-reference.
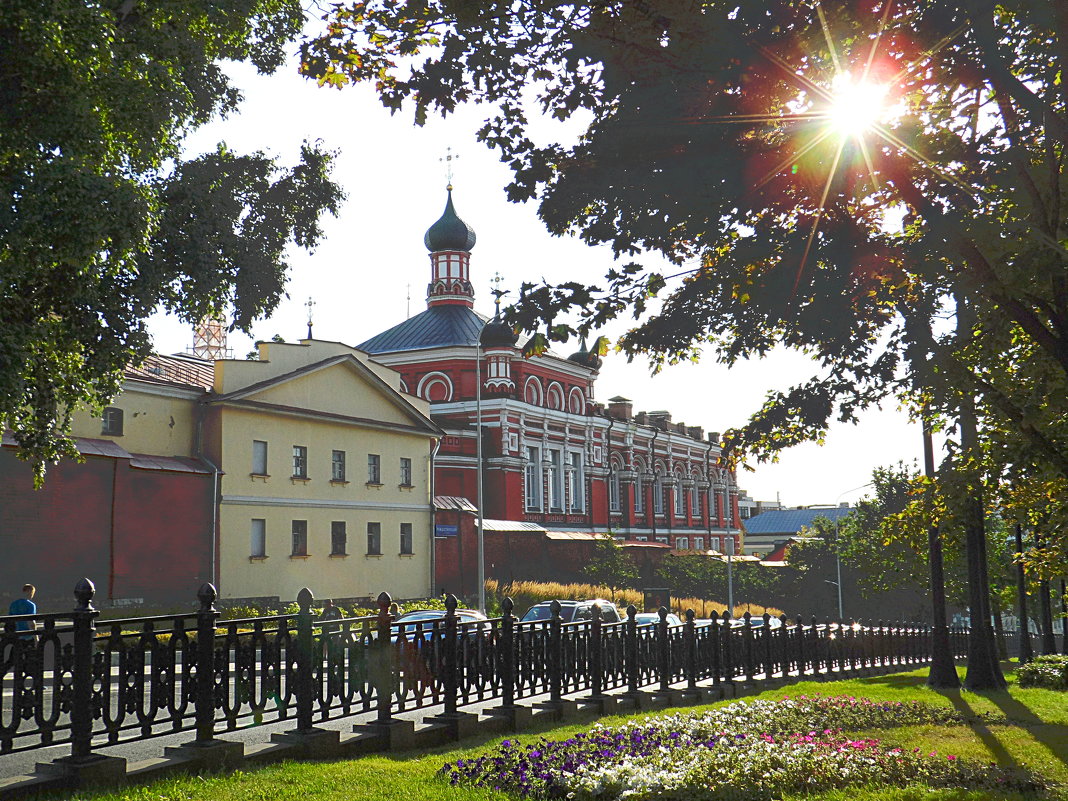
[202,339,441,602]
[64,339,441,604]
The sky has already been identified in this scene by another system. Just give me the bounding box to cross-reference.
[148,52,922,509]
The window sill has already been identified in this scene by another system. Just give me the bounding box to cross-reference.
[291,476,311,484]
[101,431,123,437]
[250,473,271,482]
[330,479,350,486]
[249,555,269,562]
[365,553,383,558]
[398,483,414,491]
[365,482,383,489]
[329,553,348,559]
[398,552,415,558]
[289,554,311,560]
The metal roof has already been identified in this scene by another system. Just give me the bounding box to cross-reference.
[434,495,478,512]
[743,507,853,535]
[359,305,489,354]
[126,353,213,391]
[482,519,546,532]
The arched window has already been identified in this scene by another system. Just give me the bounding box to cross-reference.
[673,472,685,516]
[568,387,585,414]
[523,376,542,406]
[416,372,453,402]
[654,472,664,514]
[608,458,622,512]
[546,382,564,410]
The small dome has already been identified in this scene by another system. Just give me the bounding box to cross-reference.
[424,188,476,252]
[480,318,518,348]
[568,338,603,370]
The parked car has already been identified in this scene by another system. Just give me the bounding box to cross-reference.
[634,612,683,627]
[391,608,489,642]
[520,599,621,624]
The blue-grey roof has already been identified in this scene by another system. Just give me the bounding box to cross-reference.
[424,189,476,252]
[744,507,853,536]
[359,305,489,354]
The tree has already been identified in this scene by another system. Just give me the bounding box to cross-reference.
[303,0,1068,687]
[582,537,640,600]
[2,1,344,483]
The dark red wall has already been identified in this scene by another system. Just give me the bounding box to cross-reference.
[0,447,213,611]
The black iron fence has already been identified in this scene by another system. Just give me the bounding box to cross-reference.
[1,579,970,759]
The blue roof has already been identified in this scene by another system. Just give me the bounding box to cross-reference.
[359,305,489,354]
[744,507,852,536]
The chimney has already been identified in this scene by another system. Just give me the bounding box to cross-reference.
[687,426,704,440]
[607,396,633,421]
[634,411,648,426]
[649,411,671,430]
[707,431,721,443]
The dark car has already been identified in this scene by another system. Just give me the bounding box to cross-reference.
[520,599,621,624]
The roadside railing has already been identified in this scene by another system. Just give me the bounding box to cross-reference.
[0,578,970,761]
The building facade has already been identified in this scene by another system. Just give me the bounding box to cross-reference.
[359,188,743,554]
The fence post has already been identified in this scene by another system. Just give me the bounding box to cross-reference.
[590,602,603,699]
[743,612,754,683]
[295,588,315,732]
[625,605,639,697]
[709,611,721,687]
[194,582,219,744]
[762,612,772,679]
[549,599,562,703]
[657,606,670,693]
[443,594,459,714]
[684,609,697,692]
[70,578,99,761]
[811,616,820,674]
[779,614,788,678]
[722,611,734,682]
[796,615,806,678]
[376,591,394,725]
[501,597,516,708]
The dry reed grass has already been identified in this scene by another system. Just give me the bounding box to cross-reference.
[486,579,783,619]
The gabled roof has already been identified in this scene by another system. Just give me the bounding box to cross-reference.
[743,507,852,536]
[208,353,441,435]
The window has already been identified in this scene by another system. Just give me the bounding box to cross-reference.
[366,522,382,555]
[525,446,541,510]
[693,536,705,552]
[102,407,124,436]
[292,446,308,479]
[691,485,700,516]
[291,520,308,556]
[655,536,669,544]
[367,454,381,484]
[636,535,648,542]
[609,470,621,512]
[331,450,346,482]
[711,537,721,552]
[568,452,583,512]
[330,521,347,555]
[674,481,684,516]
[250,519,266,558]
[654,474,664,514]
[547,449,563,511]
[399,457,413,486]
[252,440,268,475]
[676,537,689,551]
[634,477,645,513]
[400,522,413,554]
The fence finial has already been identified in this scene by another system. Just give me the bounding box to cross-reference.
[73,578,96,612]
[196,582,217,612]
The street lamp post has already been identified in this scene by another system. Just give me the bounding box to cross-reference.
[724,523,735,613]
[831,481,872,621]
[475,334,486,614]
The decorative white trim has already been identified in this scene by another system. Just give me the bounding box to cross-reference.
[222,495,432,512]
[417,371,454,402]
[523,375,543,406]
[567,386,585,414]
[546,381,564,410]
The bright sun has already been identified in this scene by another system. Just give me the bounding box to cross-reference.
[826,74,891,137]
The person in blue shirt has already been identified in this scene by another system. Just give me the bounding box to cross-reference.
[8,583,38,641]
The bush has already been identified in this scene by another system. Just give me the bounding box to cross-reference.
[1017,654,1068,690]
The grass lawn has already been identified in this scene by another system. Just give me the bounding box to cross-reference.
[57,665,1068,801]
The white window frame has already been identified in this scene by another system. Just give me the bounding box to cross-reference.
[250,519,266,557]
[292,446,308,479]
[609,469,621,512]
[654,473,664,514]
[252,440,268,475]
[331,450,346,482]
[525,446,541,510]
[693,536,705,552]
[547,448,563,511]
[400,457,413,486]
[568,451,583,512]
[676,536,689,550]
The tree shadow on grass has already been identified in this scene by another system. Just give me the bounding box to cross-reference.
[975,690,1068,772]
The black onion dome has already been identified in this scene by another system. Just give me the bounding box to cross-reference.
[568,338,603,370]
[480,318,518,348]
[424,188,476,252]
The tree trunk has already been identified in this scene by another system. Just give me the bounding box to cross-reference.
[959,393,1007,691]
[1039,577,1056,655]
[1060,580,1067,655]
[923,417,960,688]
[1014,523,1033,663]
[992,607,1007,660]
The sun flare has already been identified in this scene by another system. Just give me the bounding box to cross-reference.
[826,75,891,137]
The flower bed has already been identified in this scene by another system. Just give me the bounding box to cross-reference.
[1017,654,1068,691]
[442,696,1042,800]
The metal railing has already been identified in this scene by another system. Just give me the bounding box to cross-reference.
[0,579,970,759]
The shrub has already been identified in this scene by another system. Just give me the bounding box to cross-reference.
[1017,654,1068,690]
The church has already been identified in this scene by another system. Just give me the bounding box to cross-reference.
[358,186,742,562]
